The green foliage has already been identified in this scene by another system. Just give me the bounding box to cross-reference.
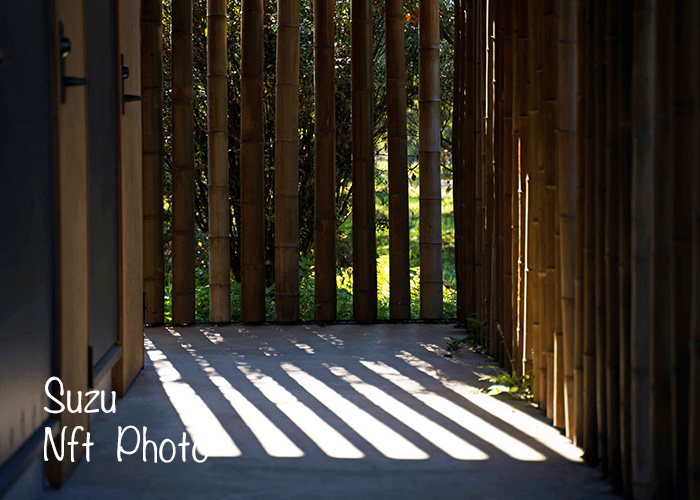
[479,366,532,400]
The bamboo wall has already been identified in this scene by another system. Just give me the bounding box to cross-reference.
[453,0,700,498]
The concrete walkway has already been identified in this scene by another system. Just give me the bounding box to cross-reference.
[41,324,618,499]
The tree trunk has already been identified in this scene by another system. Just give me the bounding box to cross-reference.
[313,0,337,322]
[171,0,195,324]
[274,0,300,322]
[387,0,410,320]
[352,0,377,321]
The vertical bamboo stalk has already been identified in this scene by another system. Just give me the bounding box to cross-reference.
[274,0,300,322]
[593,0,608,471]
[617,8,633,496]
[141,0,164,324]
[474,0,484,335]
[502,0,514,372]
[171,0,195,324]
[454,0,467,322]
[207,0,230,323]
[542,0,558,421]
[464,0,476,321]
[352,0,377,321]
[671,1,695,497]
[314,0,337,322]
[630,0,654,495]
[419,0,443,319]
[649,0,673,493]
[487,0,497,352]
[582,0,598,462]
[604,0,622,487]
[573,0,586,448]
[494,1,504,363]
[689,4,700,497]
[558,0,577,440]
[526,0,541,403]
[387,0,410,320]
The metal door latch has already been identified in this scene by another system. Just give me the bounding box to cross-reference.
[121,54,141,114]
[59,22,89,102]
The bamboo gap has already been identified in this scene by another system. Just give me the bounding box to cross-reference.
[274,0,301,322]
[573,0,586,448]
[581,0,597,462]
[453,0,464,321]
[604,0,622,487]
[542,0,558,422]
[464,0,476,321]
[524,0,540,404]
[207,0,230,323]
[501,0,514,373]
[474,0,484,337]
[313,0,337,322]
[671,2,695,497]
[240,0,265,322]
[630,0,654,495]
[593,0,608,472]
[141,0,164,325]
[171,0,195,324]
[558,0,577,439]
[352,0,377,321]
[387,0,410,320]
[617,7,633,496]
[649,0,673,493]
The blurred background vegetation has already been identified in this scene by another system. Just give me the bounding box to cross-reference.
[160,0,456,322]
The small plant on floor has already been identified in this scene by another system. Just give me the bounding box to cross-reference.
[444,314,487,356]
[479,366,532,399]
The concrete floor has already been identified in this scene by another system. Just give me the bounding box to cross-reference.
[40,324,618,499]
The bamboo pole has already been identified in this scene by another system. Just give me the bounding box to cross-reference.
[617,8,633,496]
[502,0,514,372]
[274,0,300,322]
[495,1,504,363]
[240,0,265,322]
[313,0,337,322]
[474,0,484,335]
[581,0,597,462]
[689,4,700,497]
[671,2,695,497]
[649,0,673,493]
[419,0,443,319]
[573,0,586,448]
[464,0,476,321]
[387,0,410,320]
[352,0,377,321]
[207,0,230,323]
[604,0,622,486]
[141,0,164,325]
[487,0,496,354]
[454,0,467,322]
[524,0,542,403]
[171,0,195,324]
[593,0,608,471]
[542,0,558,421]
[630,0,654,495]
[558,0,577,440]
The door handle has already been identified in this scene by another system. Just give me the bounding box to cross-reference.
[121,54,141,114]
[59,23,89,103]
